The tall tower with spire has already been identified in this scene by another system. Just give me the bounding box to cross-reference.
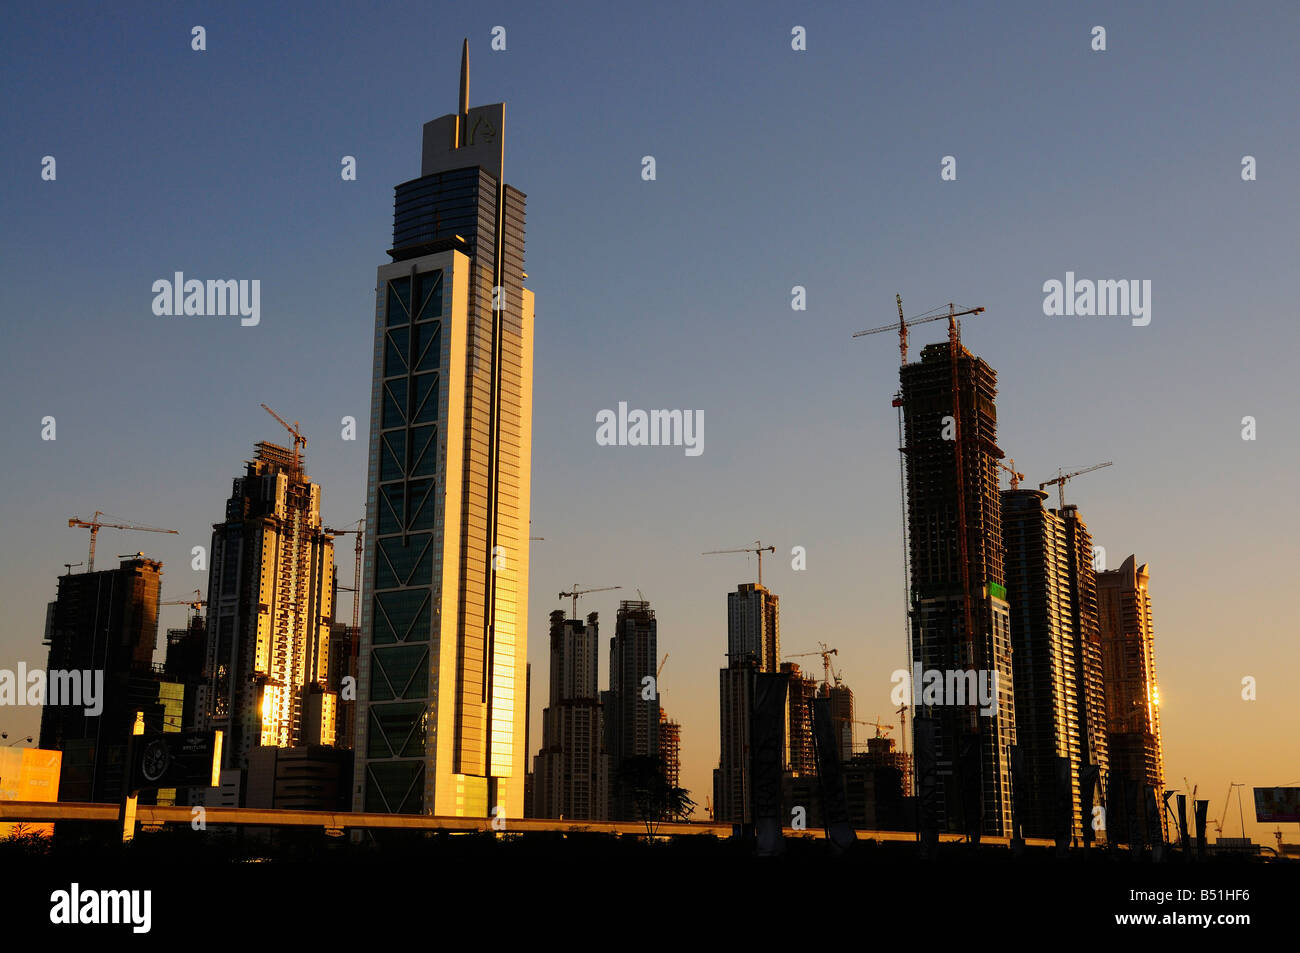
[354,42,534,819]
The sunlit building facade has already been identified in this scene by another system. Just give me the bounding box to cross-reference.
[1001,488,1082,838]
[202,443,337,770]
[1098,554,1165,837]
[355,43,533,819]
[1060,505,1108,803]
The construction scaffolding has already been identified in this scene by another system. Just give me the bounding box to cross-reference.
[658,708,682,791]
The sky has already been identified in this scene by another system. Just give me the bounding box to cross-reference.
[2,1,1298,842]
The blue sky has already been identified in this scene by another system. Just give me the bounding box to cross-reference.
[2,1,1298,836]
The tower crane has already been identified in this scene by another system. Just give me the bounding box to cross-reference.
[820,640,845,688]
[1213,783,1233,837]
[323,519,364,632]
[1039,462,1112,511]
[853,297,985,366]
[897,702,911,795]
[323,519,365,707]
[785,645,838,690]
[1229,782,1247,839]
[854,717,894,738]
[997,458,1025,490]
[1211,782,1247,839]
[656,654,669,680]
[557,584,621,620]
[858,296,989,765]
[260,403,307,475]
[161,589,207,615]
[703,541,776,586]
[68,512,178,572]
[941,305,982,685]
[857,300,987,690]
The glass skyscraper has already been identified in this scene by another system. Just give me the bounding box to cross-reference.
[354,42,534,819]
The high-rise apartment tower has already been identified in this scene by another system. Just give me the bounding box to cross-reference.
[714,582,783,824]
[1001,488,1082,837]
[202,442,337,769]
[603,599,660,819]
[1098,554,1165,836]
[533,610,607,820]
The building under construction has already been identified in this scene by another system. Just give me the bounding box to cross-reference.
[201,441,337,771]
[39,557,173,802]
[899,340,1016,837]
[845,735,909,829]
[164,614,207,731]
[328,621,357,749]
[658,707,681,791]
[780,662,818,777]
[827,681,855,762]
[1001,488,1083,838]
[858,734,912,791]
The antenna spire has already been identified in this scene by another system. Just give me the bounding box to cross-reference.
[459,38,469,119]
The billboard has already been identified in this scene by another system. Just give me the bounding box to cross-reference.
[0,747,62,837]
[1254,787,1300,823]
[128,731,218,792]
